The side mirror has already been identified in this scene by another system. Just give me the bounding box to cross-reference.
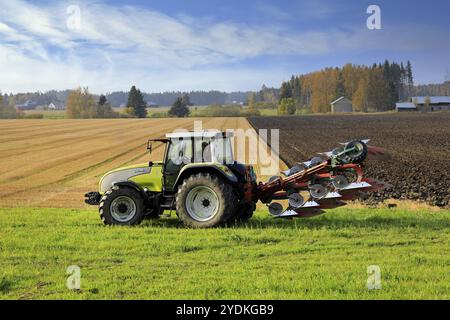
[147,140,152,154]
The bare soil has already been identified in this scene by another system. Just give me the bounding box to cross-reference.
[249,113,450,207]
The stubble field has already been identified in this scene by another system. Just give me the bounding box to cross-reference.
[0,117,283,208]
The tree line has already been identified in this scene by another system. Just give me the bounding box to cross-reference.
[65,86,195,118]
[414,82,450,96]
[1,90,249,110]
[0,85,196,119]
[105,90,248,107]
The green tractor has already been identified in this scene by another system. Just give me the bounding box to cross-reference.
[85,131,258,228]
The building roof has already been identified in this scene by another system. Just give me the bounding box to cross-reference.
[411,96,450,104]
[330,96,348,105]
[16,100,37,108]
[48,102,64,107]
[396,102,416,109]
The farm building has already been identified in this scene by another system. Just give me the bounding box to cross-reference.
[15,100,37,111]
[330,97,353,113]
[48,102,65,110]
[411,96,450,112]
[396,102,417,112]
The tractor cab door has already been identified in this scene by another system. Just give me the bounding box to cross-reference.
[164,138,193,191]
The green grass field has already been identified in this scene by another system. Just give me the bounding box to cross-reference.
[0,207,448,300]
[22,110,66,119]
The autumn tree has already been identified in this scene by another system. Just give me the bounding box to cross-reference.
[246,92,261,115]
[66,87,97,119]
[352,77,369,112]
[277,98,295,115]
[424,96,431,112]
[277,101,286,115]
[309,68,339,113]
[247,92,256,110]
[342,64,362,99]
[0,93,17,119]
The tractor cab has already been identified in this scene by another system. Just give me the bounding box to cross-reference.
[148,131,234,163]
[148,131,238,191]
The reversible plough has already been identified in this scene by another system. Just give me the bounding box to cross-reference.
[253,140,386,218]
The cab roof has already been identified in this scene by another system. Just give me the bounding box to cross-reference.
[165,131,233,139]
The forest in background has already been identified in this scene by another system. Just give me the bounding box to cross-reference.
[1,90,249,108]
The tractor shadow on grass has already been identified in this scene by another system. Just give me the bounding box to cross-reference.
[145,213,450,231]
[241,216,450,231]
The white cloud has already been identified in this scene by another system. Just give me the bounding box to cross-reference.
[255,3,292,21]
[0,0,326,92]
[0,0,449,93]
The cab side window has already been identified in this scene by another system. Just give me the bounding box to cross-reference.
[166,138,193,171]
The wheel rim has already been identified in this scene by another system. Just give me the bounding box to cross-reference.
[185,186,219,222]
[110,196,137,223]
[346,141,364,157]
[310,184,327,199]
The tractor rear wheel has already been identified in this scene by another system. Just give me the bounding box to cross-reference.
[176,173,237,228]
[99,186,145,225]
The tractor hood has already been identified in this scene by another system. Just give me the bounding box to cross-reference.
[99,162,163,194]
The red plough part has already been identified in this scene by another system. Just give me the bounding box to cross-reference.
[253,140,387,218]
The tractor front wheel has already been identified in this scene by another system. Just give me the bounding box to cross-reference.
[176,173,237,228]
[99,186,145,225]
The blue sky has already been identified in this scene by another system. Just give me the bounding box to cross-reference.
[0,0,449,93]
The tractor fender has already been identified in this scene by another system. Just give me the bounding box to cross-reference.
[112,181,147,198]
[173,164,238,189]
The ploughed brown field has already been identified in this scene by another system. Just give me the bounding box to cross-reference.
[249,113,450,208]
[0,118,285,208]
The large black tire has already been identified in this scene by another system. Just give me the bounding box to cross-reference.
[99,186,145,226]
[344,141,368,164]
[176,173,237,228]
